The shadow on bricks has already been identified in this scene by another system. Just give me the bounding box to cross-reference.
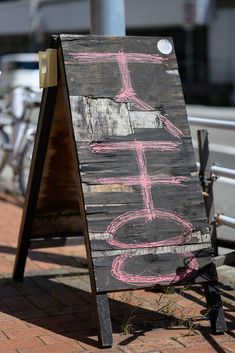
[0,273,234,351]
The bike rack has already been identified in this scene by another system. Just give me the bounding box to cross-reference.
[188,116,235,130]
[189,116,235,266]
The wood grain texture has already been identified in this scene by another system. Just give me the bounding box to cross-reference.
[93,249,217,292]
[15,35,225,344]
[60,34,213,292]
[30,77,83,241]
[31,214,83,238]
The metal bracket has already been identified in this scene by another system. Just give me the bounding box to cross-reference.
[39,49,58,88]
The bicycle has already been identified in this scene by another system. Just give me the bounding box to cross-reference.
[0,86,40,197]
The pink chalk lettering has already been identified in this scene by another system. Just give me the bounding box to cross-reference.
[104,209,193,249]
[111,252,199,286]
[114,51,154,111]
[75,48,197,286]
[90,141,189,222]
[70,51,183,138]
[96,176,189,186]
[86,139,195,285]
[89,141,181,153]
[70,52,166,64]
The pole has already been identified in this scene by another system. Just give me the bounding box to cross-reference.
[183,0,195,84]
[90,0,126,35]
[185,28,194,83]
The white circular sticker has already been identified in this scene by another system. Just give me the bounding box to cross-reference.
[157,39,173,55]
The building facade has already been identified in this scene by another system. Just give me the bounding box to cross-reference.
[0,0,234,105]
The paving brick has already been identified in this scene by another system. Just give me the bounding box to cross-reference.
[48,330,102,351]
[161,341,227,353]
[28,313,79,327]
[159,348,190,353]
[45,251,81,268]
[38,333,85,350]
[1,296,37,312]
[0,257,14,274]
[0,318,28,331]
[10,309,46,320]
[24,258,47,272]
[0,282,20,298]
[3,324,65,339]
[26,293,61,309]
[0,332,8,341]
[118,338,183,353]
[57,275,91,294]
[17,341,84,353]
[153,326,195,337]
[0,299,11,314]
[28,251,62,271]
[46,304,91,316]
[0,312,13,321]
[0,336,44,351]
[202,332,234,344]
[31,277,64,291]
[13,278,45,296]
[174,334,207,348]
[61,319,96,332]
[50,289,84,306]
[222,340,235,352]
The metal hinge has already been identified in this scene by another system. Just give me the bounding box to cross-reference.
[39,49,58,88]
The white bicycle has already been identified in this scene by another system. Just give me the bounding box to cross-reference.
[0,86,40,196]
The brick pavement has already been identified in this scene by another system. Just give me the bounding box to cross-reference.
[0,196,235,353]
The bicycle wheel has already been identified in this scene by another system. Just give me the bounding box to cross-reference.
[18,140,34,195]
[0,128,10,172]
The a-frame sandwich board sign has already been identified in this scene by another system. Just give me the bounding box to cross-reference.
[13,35,227,347]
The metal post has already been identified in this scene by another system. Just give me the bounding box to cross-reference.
[197,129,218,256]
[90,0,126,35]
[183,0,195,84]
[185,28,194,83]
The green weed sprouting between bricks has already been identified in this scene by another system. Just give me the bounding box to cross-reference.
[119,291,144,335]
[152,286,212,336]
[112,286,212,336]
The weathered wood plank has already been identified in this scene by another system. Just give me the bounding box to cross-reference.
[31,214,83,238]
[34,82,82,215]
[64,34,227,339]
[93,249,217,292]
[203,282,227,333]
[95,293,113,347]
[60,35,213,294]
[91,242,212,258]
[13,83,58,281]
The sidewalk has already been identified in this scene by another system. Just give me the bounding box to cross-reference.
[0,196,235,353]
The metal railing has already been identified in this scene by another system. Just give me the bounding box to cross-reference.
[188,115,235,249]
[211,165,235,180]
[188,116,235,130]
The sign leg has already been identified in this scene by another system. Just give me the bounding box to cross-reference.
[95,293,113,347]
[12,236,29,282]
[197,129,218,256]
[203,282,227,333]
